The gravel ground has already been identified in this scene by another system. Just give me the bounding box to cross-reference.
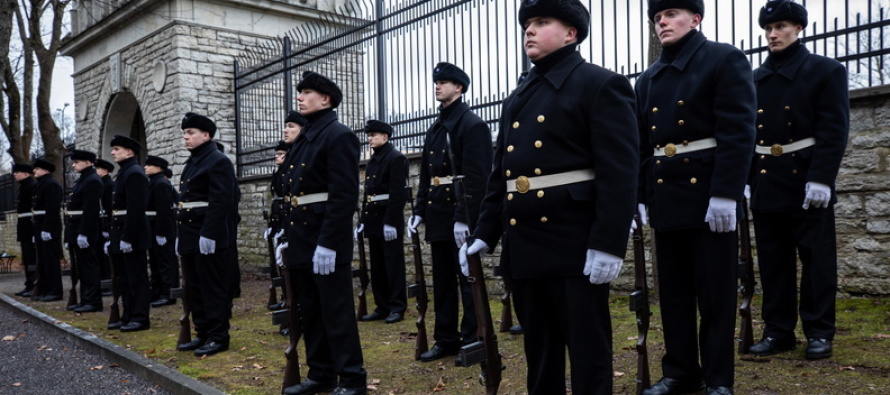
[0,302,173,395]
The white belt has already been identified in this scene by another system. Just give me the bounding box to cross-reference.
[754,137,815,156]
[32,210,46,216]
[18,212,33,218]
[64,210,84,216]
[366,194,390,202]
[506,169,596,193]
[177,201,209,209]
[112,210,128,216]
[286,192,329,207]
[430,176,454,186]
[146,211,157,216]
[653,138,717,157]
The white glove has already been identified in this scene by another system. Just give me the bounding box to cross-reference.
[273,229,285,248]
[383,224,397,241]
[275,242,289,267]
[704,197,737,233]
[353,223,364,241]
[64,242,68,249]
[104,241,110,255]
[102,231,109,239]
[803,182,831,209]
[41,231,51,241]
[175,237,180,257]
[156,236,167,246]
[453,222,470,248]
[199,236,216,255]
[120,240,133,254]
[459,239,490,277]
[583,249,623,284]
[744,184,751,200]
[407,215,422,234]
[630,203,648,234]
[77,234,89,249]
[263,227,272,239]
[313,245,336,275]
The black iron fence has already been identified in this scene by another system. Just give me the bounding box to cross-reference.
[234,0,889,179]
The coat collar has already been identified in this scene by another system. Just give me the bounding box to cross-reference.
[76,166,97,181]
[187,140,217,164]
[117,156,140,172]
[300,110,339,143]
[519,50,585,94]
[649,30,707,78]
[755,44,810,82]
[439,100,470,132]
[370,141,394,162]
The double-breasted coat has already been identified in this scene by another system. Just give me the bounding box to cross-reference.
[147,172,177,240]
[32,174,63,239]
[109,157,150,254]
[16,177,36,242]
[360,141,408,237]
[177,141,236,255]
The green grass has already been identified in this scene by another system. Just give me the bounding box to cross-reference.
[15,275,890,394]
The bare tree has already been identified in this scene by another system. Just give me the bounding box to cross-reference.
[845,3,889,89]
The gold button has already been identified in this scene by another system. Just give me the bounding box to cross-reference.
[657,179,664,184]
[758,124,764,130]
[540,216,548,223]
[289,165,294,169]
[682,140,689,145]
[788,138,794,143]
[290,221,294,226]
[651,125,657,131]
[761,155,766,159]
[430,151,434,155]
[512,121,520,129]
[758,109,764,114]
[509,218,517,226]
[507,193,514,201]
[677,120,685,126]
[690,177,697,184]
[792,169,798,174]
[785,105,791,111]
[534,168,542,175]
[652,107,658,113]
[677,100,685,106]
[507,145,514,152]
[534,140,543,148]
[302,206,308,211]
[683,158,690,164]
[302,222,308,226]
[445,187,450,192]
[537,115,545,123]
[787,122,793,127]
[759,140,765,145]
[301,163,306,167]
[655,160,661,165]
[760,169,767,174]
[505,170,511,177]
[536,190,544,198]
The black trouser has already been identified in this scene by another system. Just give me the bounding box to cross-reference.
[75,242,102,307]
[753,207,837,341]
[35,236,63,297]
[181,250,231,343]
[20,238,37,290]
[149,237,179,301]
[514,276,613,395]
[115,250,150,324]
[294,265,366,388]
[654,227,738,388]
[367,236,407,315]
[429,240,477,348]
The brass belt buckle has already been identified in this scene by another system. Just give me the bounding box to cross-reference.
[366,195,373,203]
[770,144,783,156]
[290,196,299,207]
[178,202,184,210]
[664,143,677,157]
[515,176,530,194]
[433,176,440,186]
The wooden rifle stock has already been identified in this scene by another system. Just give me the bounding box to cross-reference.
[173,259,191,346]
[66,246,79,308]
[354,231,370,319]
[409,229,429,359]
[738,197,756,354]
[496,266,513,333]
[107,258,121,326]
[629,215,651,394]
[464,250,502,395]
[266,232,280,308]
[281,250,303,390]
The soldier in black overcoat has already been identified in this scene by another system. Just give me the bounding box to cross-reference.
[464,1,638,393]
[407,62,491,362]
[216,142,242,300]
[635,1,756,394]
[145,155,179,307]
[175,112,237,357]
[65,150,104,312]
[31,159,64,301]
[355,120,408,324]
[746,0,849,361]
[13,164,37,297]
[280,71,366,395]
[107,135,152,332]
[95,158,115,285]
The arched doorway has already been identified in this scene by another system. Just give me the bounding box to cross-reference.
[100,92,146,172]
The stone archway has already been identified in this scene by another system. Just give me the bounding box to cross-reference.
[100,92,147,171]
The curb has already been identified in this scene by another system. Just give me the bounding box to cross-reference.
[0,293,227,395]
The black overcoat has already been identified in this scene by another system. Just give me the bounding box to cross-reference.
[361,142,408,237]
[16,177,36,242]
[109,157,150,253]
[147,172,177,239]
[32,174,63,237]
[65,166,103,242]
[177,140,236,255]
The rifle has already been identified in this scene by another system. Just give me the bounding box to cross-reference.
[66,244,79,309]
[106,257,121,326]
[405,187,429,359]
[629,215,651,394]
[262,206,283,309]
[353,220,370,320]
[738,196,756,354]
[276,247,303,391]
[495,265,513,333]
[170,258,191,346]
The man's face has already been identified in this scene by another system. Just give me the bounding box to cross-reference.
[144,164,162,175]
[110,146,133,162]
[72,159,91,173]
[274,150,287,165]
[764,20,803,52]
[653,8,701,46]
[523,17,577,62]
[13,171,30,182]
[183,128,211,150]
[367,131,389,149]
[33,168,49,178]
[297,89,331,115]
[434,80,462,106]
[284,122,302,144]
[96,167,109,177]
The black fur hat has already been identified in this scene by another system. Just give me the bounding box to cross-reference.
[275,140,288,152]
[432,62,470,90]
[296,71,343,109]
[110,135,141,154]
[12,163,33,173]
[759,0,808,28]
[285,110,308,126]
[95,158,115,172]
[181,112,218,137]
[518,0,590,44]
[364,120,394,136]
[647,0,705,22]
[145,155,169,170]
[70,150,97,163]
[163,168,173,178]
[33,159,55,173]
